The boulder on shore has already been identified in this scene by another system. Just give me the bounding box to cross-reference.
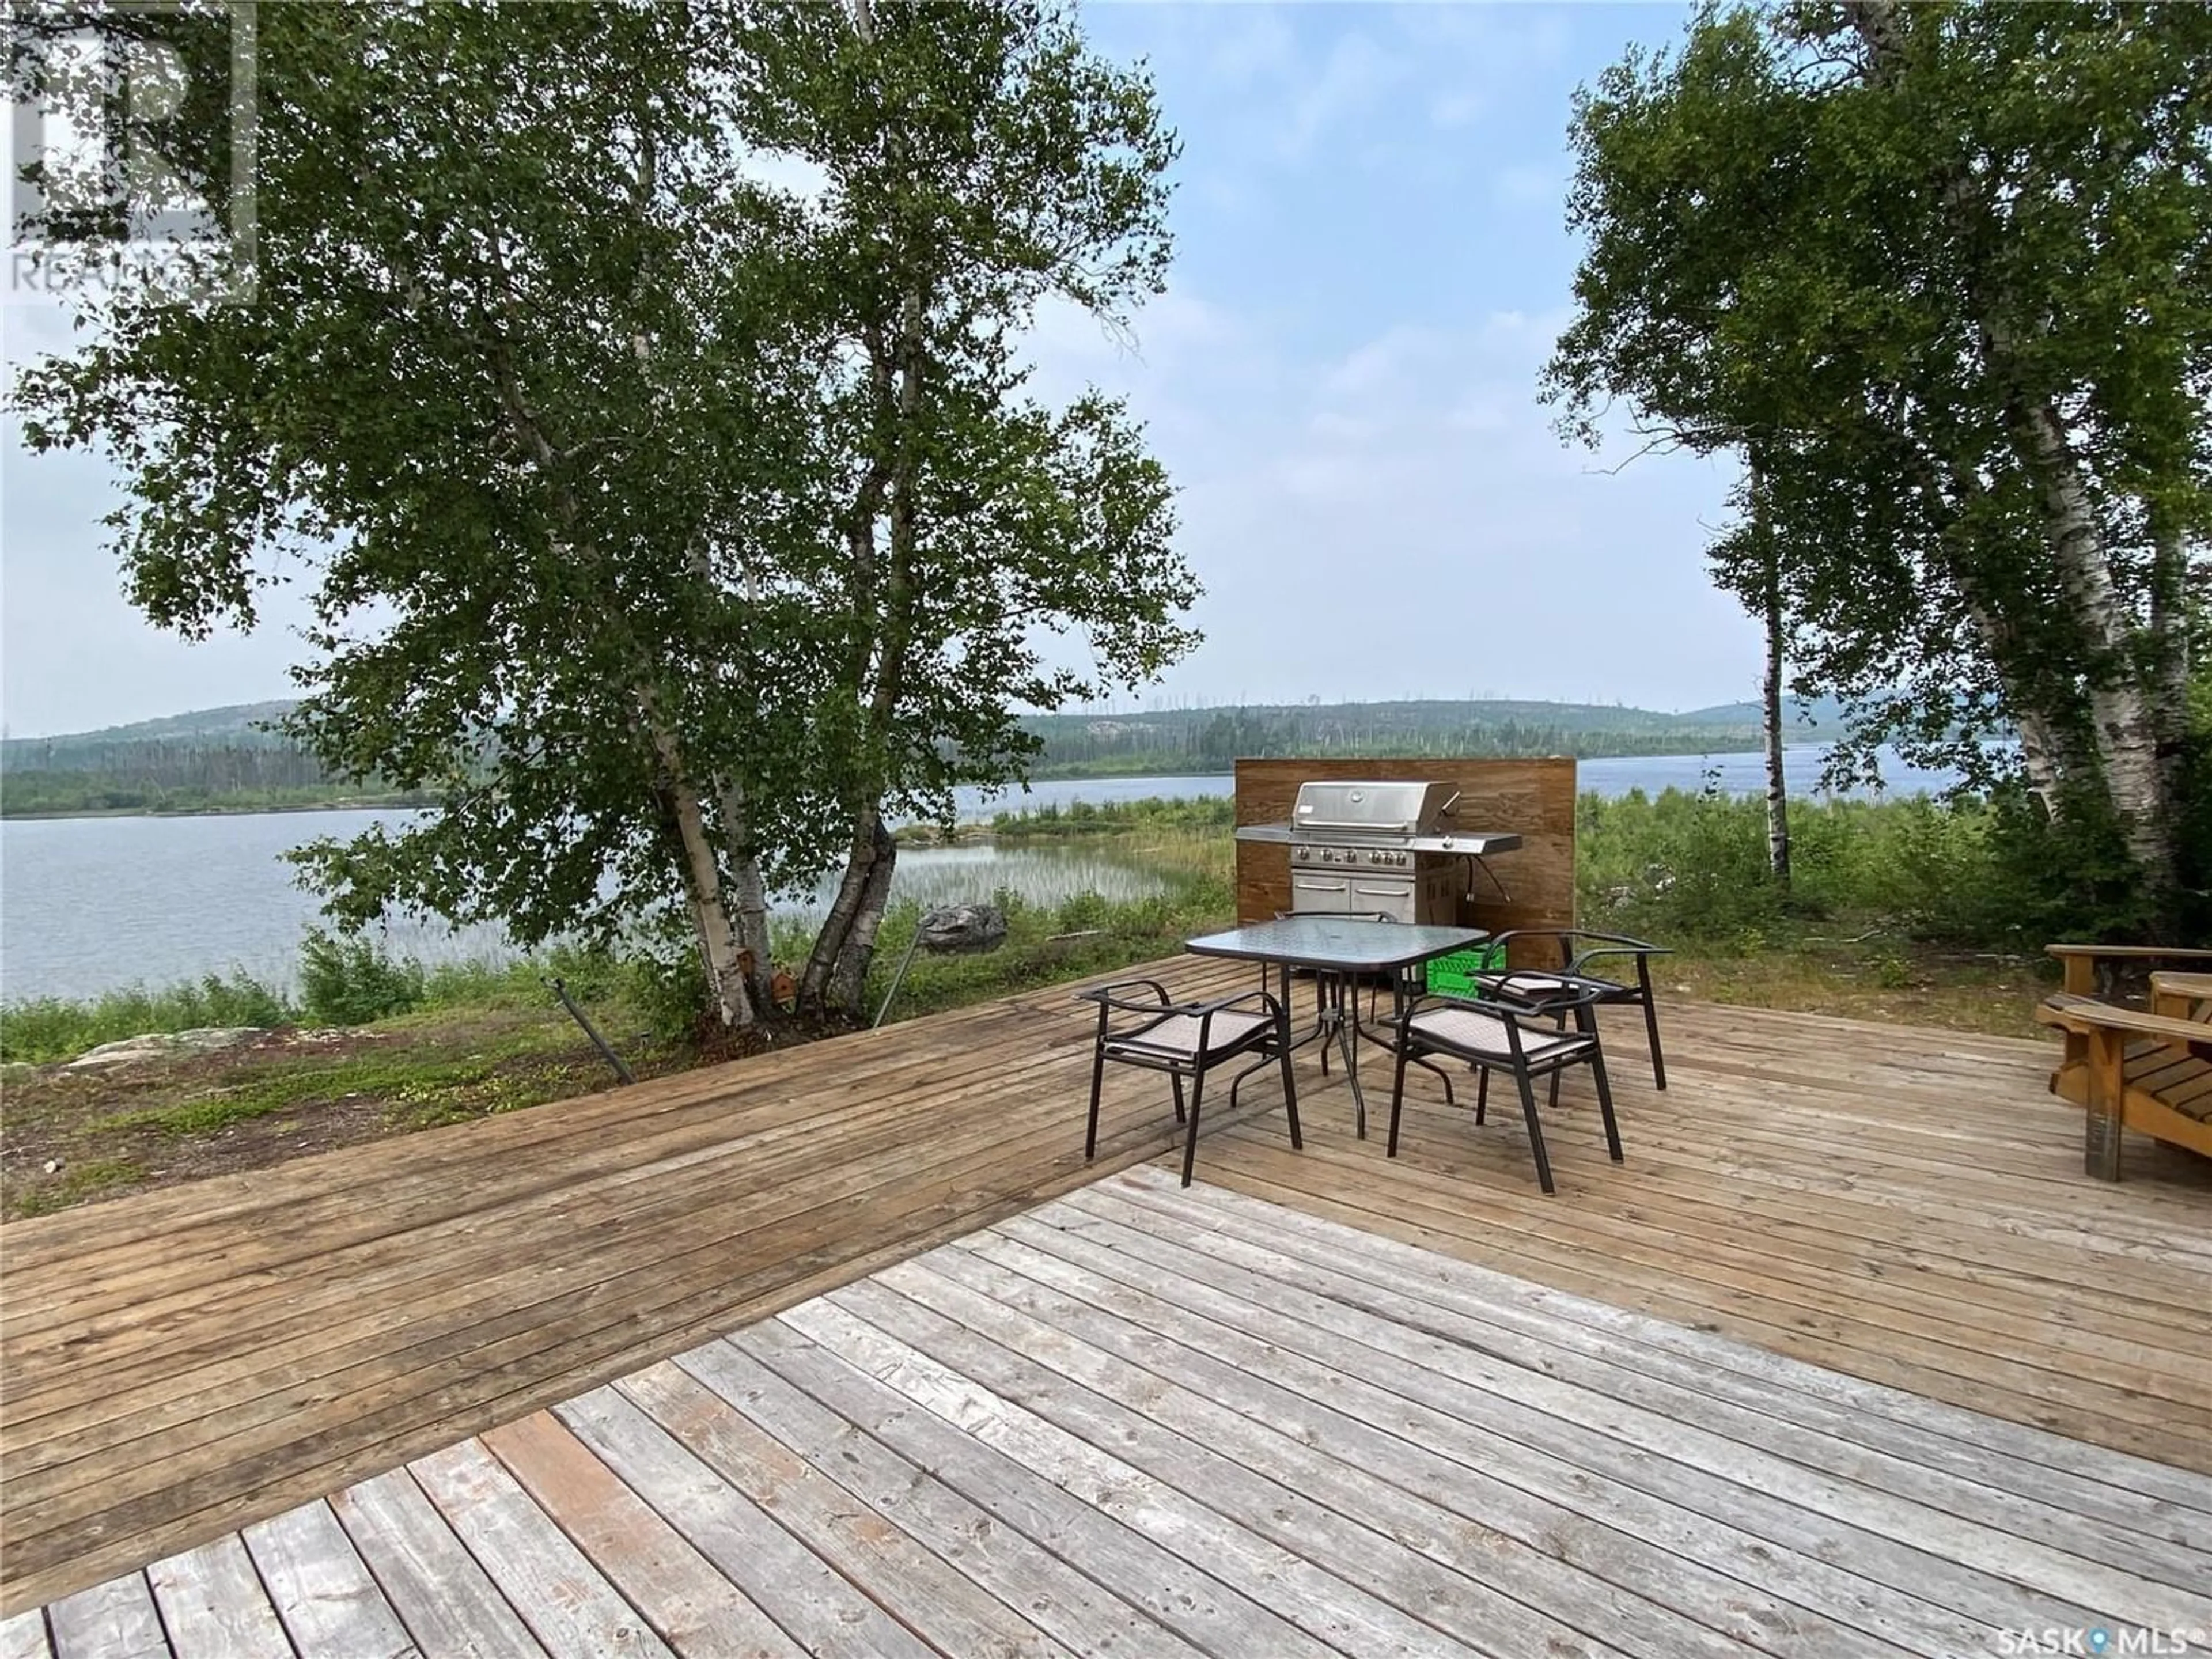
[61,1027,268,1071]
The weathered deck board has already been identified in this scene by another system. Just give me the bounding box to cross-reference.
[143,1537,291,1659]
[5,956,2210,1624]
[28,1172,2212,1657]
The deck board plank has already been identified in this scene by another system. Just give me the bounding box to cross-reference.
[325,1469,548,1659]
[1044,1180,2212,1597]
[43,1579,165,1659]
[730,1317,1360,1659]
[551,1383,936,1659]
[609,1362,1074,1659]
[239,1502,415,1659]
[145,1536,293,1659]
[1088,1172,2212,1530]
[664,1339,1211,1659]
[931,1211,2108,1635]
[0,1614,48,1659]
[406,1440,676,1659]
[832,1263,1906,1657]
[477,1411,798,1659]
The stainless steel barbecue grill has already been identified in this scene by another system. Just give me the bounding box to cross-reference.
[1235,779,1522,923]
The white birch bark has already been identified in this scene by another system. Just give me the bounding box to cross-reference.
[647,722,758,1028]
[2009,393,2173,882]
[1847,0,2174,888]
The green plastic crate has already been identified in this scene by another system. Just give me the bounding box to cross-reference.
[1425,941,1507,998]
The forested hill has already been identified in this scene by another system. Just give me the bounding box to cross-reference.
[1016,696,1843,777]
[1,695,1835,815]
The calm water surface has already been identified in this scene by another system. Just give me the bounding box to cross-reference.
[0,749,1955,1000]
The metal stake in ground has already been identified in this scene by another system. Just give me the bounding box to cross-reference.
[544,976,636,1084]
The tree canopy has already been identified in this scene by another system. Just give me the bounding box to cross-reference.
[1547,0,2212,931]
[12,0,1200,1021]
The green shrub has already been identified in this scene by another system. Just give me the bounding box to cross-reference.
[298,930,427,1025]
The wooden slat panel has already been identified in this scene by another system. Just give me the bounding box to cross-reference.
[1233,757,1577,957]
[146,1536,292,1659]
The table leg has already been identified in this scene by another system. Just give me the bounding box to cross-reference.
[1336,978,1366,1138]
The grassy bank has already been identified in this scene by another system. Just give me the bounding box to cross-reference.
[0,844,1239,1219]
[3,788,2069,1219]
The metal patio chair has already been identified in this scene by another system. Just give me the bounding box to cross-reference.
[1075,979,1301,1187]
[1384,981,1622,1195]
[1472,929,1672,1089]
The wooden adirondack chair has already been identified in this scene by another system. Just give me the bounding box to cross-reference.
[2038,944,2212,1180]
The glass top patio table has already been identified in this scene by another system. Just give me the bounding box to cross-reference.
[1183,916,1488,974]
[1184,918,1490,1138]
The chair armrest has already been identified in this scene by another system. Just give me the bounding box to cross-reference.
[1416,978,1607,1022]
[1073,978,1171,1009]
[1181,987,1285,1022]
[2045,944,2212,996]
[1490,928,1669,976]
[1560,933,1669,976]
[2037,993,2212,1050]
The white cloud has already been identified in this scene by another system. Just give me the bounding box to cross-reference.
[1282,31,1406,155]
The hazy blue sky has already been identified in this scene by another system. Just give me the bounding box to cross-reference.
[1,2,1751,740]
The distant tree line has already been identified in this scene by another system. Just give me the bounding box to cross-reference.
[0,700,1774,815]
[1024,706,1765,776]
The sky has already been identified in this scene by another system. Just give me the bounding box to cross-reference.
[0,2,1756,741]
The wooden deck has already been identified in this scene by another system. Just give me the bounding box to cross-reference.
[4,955,2210,1634]
[12,1168,2211,1657]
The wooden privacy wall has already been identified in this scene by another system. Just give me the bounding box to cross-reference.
[1234,757,1577,966]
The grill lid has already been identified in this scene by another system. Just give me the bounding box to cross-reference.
[1290,779,1458,839]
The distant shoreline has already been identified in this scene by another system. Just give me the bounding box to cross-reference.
[0,795,431,823]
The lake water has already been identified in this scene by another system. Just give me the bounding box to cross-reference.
[0,748,1957,1001]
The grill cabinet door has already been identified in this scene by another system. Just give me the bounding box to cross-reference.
[1290,874,1353,914]
[1349,879,1418,923]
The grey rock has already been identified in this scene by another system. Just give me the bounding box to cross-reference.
[63,1027,267,1070]
[916,903,1009,955]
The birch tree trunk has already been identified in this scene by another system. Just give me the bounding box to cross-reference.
[716,779,775,1009]
[646,722,759,1028]
[1756,469,1791,887]
[830,816,898,1012]
[2007,393,2174,885]
[1846,0,2175,893]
